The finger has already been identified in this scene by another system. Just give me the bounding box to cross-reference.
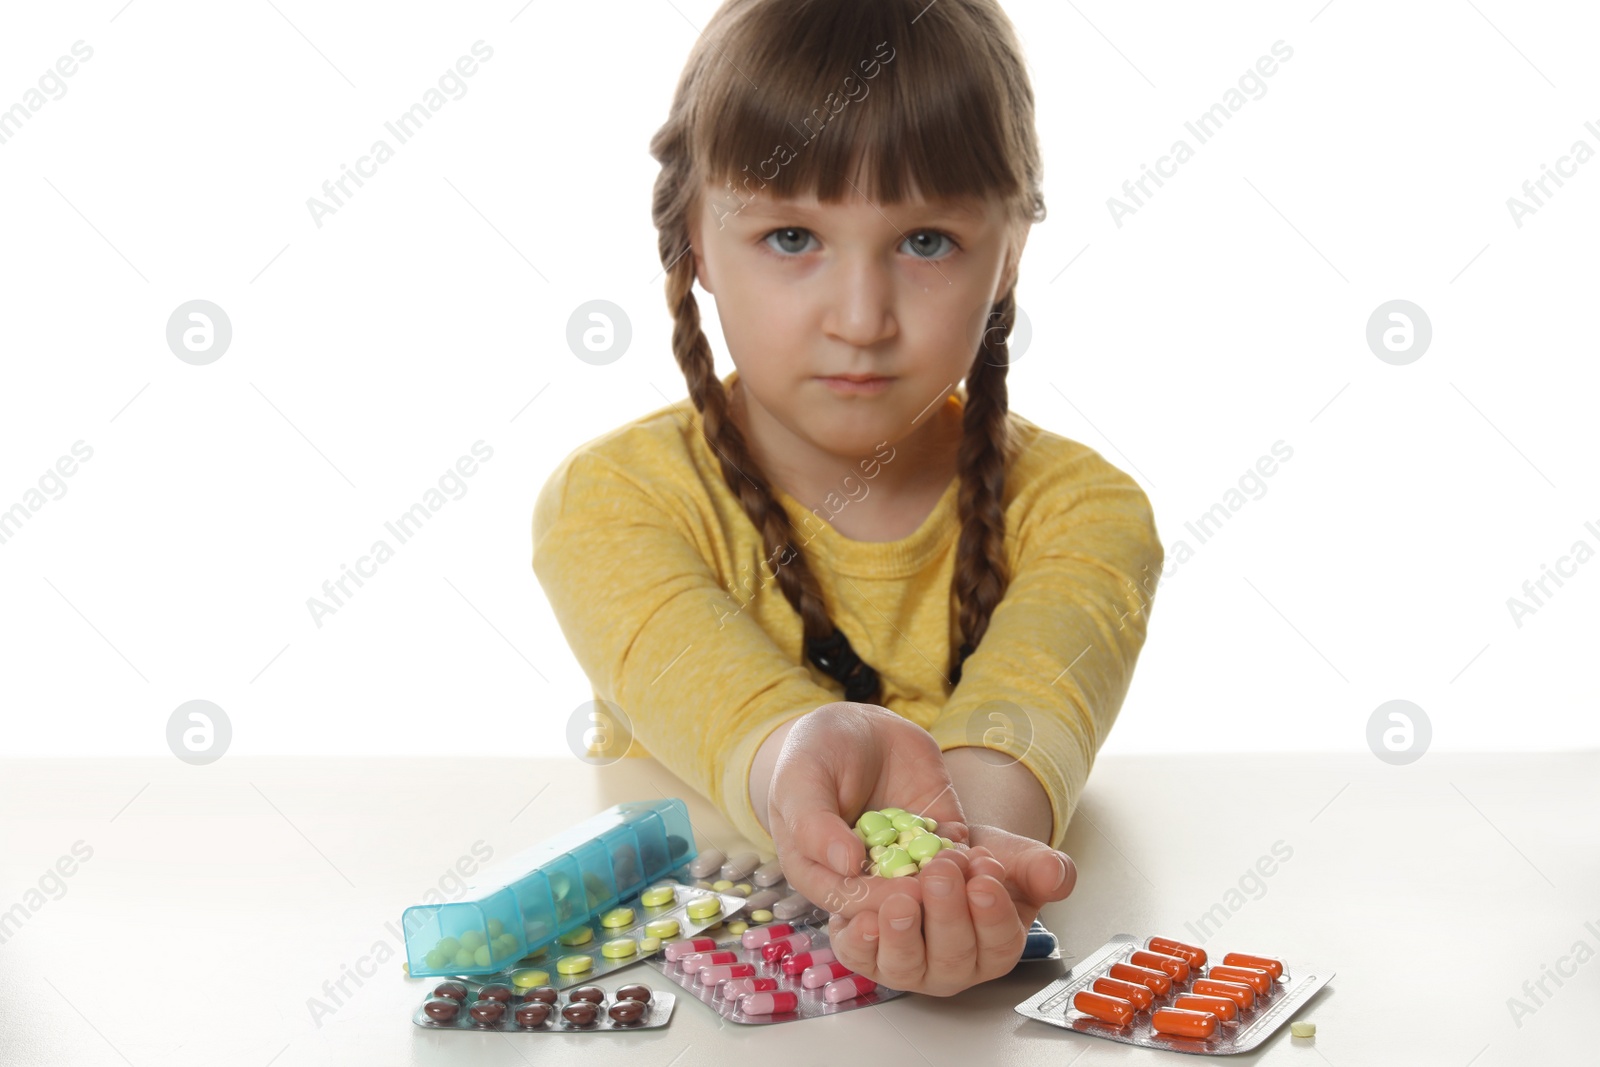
[918,857,975,993]
[786,806,871,912]
[827,911,880,981]
[967,872,1027,976]
[874,892,926,989]
[968,853,1008,885]
[1021,848,1076,904]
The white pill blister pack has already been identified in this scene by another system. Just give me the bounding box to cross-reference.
[1014,932,1333,1056]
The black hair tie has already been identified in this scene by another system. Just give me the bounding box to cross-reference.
[806,626,880,703]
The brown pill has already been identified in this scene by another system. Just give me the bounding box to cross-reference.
[522,985,559,1004]
[477,984,514,1003]
[608,1000,647,1025]
[513,1003,551,1027]
[562,1003,599,1027]
[614,984,652,1004]
[468,1000,505,1024]
[422,998,459,1022]
[567,985,606,1004]
[432,981,468,1002]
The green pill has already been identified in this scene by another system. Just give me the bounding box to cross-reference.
[877,847,911,873]
[437,937,460,957]
[891,812,920,832]
[908,835,943,863]
[880,807,906,818]
[487,918,504,937]
[865,827,898,848]
[473,945,491,966]
[459,930,486,952]
[453,948,474,967]
[857,811,892,836]
[424,949,446,969]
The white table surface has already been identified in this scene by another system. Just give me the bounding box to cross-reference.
[1,752,1594,1067]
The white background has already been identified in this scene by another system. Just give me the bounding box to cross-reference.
[1,0,1595,760]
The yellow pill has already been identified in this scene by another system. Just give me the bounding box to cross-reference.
[703,921,723,932]
[600,907,634,929]
[640,886,676,908]
[686,897,721,920]
[555,954,593,975]
[644,919,680,939]
[694,880,714,890]
[1291,1021,1316,1038]
[733,883,753,897]
[557,926,593,946]
[637,936,662,953]
[712,879,734,892]
[728,921,749,935]
[751,909,774,923]
[601,938,636,959]
[511,968,550,989]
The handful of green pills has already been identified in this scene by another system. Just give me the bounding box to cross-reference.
[853,807,959,877]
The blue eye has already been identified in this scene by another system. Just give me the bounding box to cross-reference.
[760,228,960,261]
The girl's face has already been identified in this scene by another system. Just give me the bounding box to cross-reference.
[688,178,1030,465]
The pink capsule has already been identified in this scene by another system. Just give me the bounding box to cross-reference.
[801,960,854,988]
[741,923,796,949]
[781,948,836,976]
[682,950,736,973]
[760,932,814,962]
[699,963,757,985]
[824,974,879,1004]
[720,977,779,1000]
[739,990,799,1016]
[664,938,716,962]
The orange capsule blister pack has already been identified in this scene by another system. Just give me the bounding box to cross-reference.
[1014,933,1332,1056]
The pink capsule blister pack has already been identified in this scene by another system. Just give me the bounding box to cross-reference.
[1014,932,1333,1056]
[649,920,906,1024]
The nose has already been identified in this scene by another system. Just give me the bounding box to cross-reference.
[822,253,898,349]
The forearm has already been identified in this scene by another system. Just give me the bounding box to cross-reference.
[944,746,1053,843]
[749,716,802,837]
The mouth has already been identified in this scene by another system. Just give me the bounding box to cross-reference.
[817,375,894,395]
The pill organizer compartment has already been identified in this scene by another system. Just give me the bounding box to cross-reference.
[403,799,696,978]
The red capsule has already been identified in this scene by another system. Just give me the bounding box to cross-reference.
[1175,994,1238,1022]
[801,961,853,989]
[1130,949,1190,982]
[740,990,799,1016]
[682,950,737,974]
[1092,976,1154,1011]
[1073,990,1135,1027]
[663,938,716,962]
[741,923,796,949]
[760,932,812,963]
[1109,961,1172,996]
[1222,952,1284,979]
[720,976,778,1000]
[781,948,836,976]
[1208,964,1271,995]
[1149,936,1207,969]
[698,962,756,985]
[1151,1007,1218,1038]
[1192,978,1255,1010]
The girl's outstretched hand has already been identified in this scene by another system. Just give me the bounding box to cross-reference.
[825,826,1076,997]
[766,702,968,918]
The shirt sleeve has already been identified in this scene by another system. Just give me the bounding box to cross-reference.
[532,450,840,851]
[927,446,1164,851]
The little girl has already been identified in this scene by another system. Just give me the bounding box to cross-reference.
[533,0,1163,995]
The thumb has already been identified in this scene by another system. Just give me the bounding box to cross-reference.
[1020,846,1076,904]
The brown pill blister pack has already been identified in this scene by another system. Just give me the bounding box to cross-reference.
[413,979,675,1033]
[1014,932,1333,1056]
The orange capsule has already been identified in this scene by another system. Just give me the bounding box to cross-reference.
[1151,1006,1218,1039]
[1073,990,1135,1027]
[1149,936,1207,969]
[1192,978,1255,1010]
[1174,993,1238,1022]
[1130,950,1190,982]
[1223,952,1284,979]
[1092,976,1154,1011]
[1109,962,1173,996]
[1208,965,1271,995]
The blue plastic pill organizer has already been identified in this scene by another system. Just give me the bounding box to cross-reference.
[402,799,697,979]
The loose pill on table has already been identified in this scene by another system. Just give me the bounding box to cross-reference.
[1149,936,1207,969]
[722,976,779,1000]
[727,920,749,936]
[664,938,717,962]
[640,885,677,908]
[740,990,800,1016]
[802,961,854,988]
[699,963,757,985]
[712,879,735,892]
[557,926,593,947]
[600,907,635,929]
[721,851,761,881]
[601,938,637,959]
[645,919,680,939]
[637,936,662,954]
[1151,1007,1218,1039]
[686,897,722,921]
[781,948,836,975]
[687,848,725,879]
[683,950,738,973]
[742,923,797,949]
[1208,965,1272,995]
[733,884,753,897]
[510,969,550,989]
[1223,952,1285,980]
[753,858,786,887]
[1092,976,1154,1011]
[1109,962,1173,996]
[555,954,593,975]
[750,908,775,923]
[1073,990,1135,1028]
[1290,1021,1316,1038]
[824,974,879,1004]
[1175,994,1238,1022]
[1192,978,1255,1010]
[1131,949,1191,982]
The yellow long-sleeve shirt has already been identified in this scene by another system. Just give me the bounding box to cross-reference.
[531,369,1163,852]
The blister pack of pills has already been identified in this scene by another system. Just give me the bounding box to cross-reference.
[462,881,749,989]
[649,921,907,1024]
[677,848,831,927]
[414,978,674,1032]
[1014,933,1332,1056]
